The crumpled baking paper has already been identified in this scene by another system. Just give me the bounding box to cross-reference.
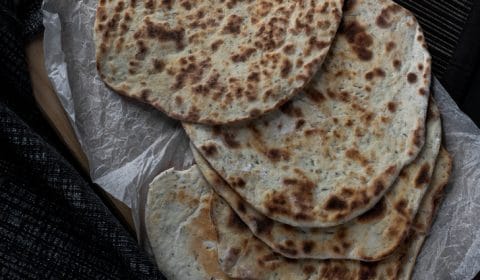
[42,0,479,279]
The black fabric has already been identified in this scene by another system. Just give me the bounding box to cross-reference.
[442,0,480,125]
[0,0,163,279]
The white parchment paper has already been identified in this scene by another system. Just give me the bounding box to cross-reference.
[42,0,479,279]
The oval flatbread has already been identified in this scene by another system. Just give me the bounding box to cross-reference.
[144,148,451,280]
[212,148,452,279]
[192,100,441,261]
[94,0,343,124]
[145,166,228,280]
[184,0,431,227]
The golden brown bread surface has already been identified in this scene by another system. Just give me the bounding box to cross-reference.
[211,149,452,280]
[184,0,432,227]
[94,0,343,124]
[144,148,451,279]
[192,100,441,261]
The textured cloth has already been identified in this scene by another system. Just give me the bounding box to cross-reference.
[0,0,163,279]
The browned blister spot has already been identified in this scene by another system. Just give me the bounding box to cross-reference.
[236,200,246,213]
[303,265,316,275]
[144,18,185,50]
[357,198,386,223]
[339,20,373,61]
[414,163,430,188]
[266,148,290,162]
[280,59,292,78]
[231,177,246,188]
[285,240,295,248]
[145,0,155,10]
[296,119,306,129]
[227,209,248,231]
[359,262,378,280]
[265,191,292,217]
[220,131,240,148]
[376,4,401,28]
[345,148,369,166]
[304,36,330,55]
[341,188,354,197]
[387,101,397,112]
[140,89,152,101]
[373,179,385,196]
[419,88,427,96]
[105,13,121,33]
[174,96,183,105]
[247,72,260,82]
[254,16,288,51]
[325,195,347,211]
[279,101,304,118]
[394,199,408,216]
[302,241,315,254]
[305,87,325,103]
[200,143,218,157]
[230,47,256,62]
[393,59,402,70]
[172,58,211,90]
[386,41,396,52]
[186,106,200,121]
[412,125,423,147]
[320,264,352,279]
[386,165,396,175]
[365,68,386,80]
[407,72,418,83]
[151,58,165,73]
[180,0,192,10]
[97,7,107,22]
[249,108,261,118]
[222,14,243,34]
[210,39,223,51]
[135,40,148,60]
[253,216,273,236]
[283,44,295,54]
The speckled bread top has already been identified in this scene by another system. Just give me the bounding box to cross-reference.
[184,0,432,227]
[193,100,441,261]
[94,0,343,124]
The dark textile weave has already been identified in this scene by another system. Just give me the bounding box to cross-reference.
[0,0,163,279]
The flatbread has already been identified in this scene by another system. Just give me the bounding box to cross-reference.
[94,0,343,124]
[396,148,452,279]
[184,0,431,227]
[212,149,452,280]
[145,166,228,280]
[192,99,441,261]
[144,148,450,280]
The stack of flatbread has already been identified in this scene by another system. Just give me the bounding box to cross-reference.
[95,0,453,279]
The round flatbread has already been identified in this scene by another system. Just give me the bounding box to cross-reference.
[145,166,228,280]
[144,148,451,280]
[396,148,452,279]
[94,0,343,124]
[211,148,452,279]
[192,100,442,261]
[184,0,431,227]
